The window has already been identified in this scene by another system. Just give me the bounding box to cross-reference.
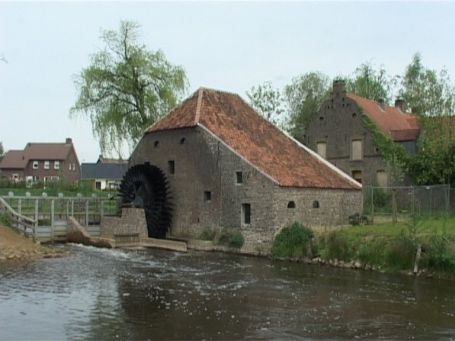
[180,137,186,144]
[32,161,38,169]
[54,161,60,170]
[154,140,159,147]
[95,181,102,190]
[236,171,243,184]
[312,200,320,209]
[168,160,175,175]
[204,191,212,202]
[351,139,363,160]
[44,161,50,170]
[376,170,388,187]
[69,162,72,170]
[287,201,296,209]
[352,170,362,184]
[316,142,327,159]
[241,203,251,225]
[352,113,357,118]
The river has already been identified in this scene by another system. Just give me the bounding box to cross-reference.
[0,245,454,340]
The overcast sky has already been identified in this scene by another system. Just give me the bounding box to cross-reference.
[1,1,455,162]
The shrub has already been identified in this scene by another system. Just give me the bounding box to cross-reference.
[384,234,416,270]
[218,230,244,249]
[272,222,314,258]
[322,231,352,261]
[356,239,386,265]
[426,235,455,272]
[0,213,12,227]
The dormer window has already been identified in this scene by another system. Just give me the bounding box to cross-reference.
[44,161,50,170]
[32,161,39,169]
[54,161,60,170]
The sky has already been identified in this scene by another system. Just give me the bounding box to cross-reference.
[1,1,455,162]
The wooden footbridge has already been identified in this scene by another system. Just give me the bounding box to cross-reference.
[0,195,117,242]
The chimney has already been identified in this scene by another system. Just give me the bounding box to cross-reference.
[65,138,72,144]
[394,98,405,111]
[377,98,385,110]
[333,79,346,96]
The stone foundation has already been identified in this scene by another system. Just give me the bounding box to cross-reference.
[100,208,148,241]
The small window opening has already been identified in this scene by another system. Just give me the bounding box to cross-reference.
[236,171,243,184]
[319,116,324,121]
[287,201,296,209]
[242,203,251,225]
[312,201,320,209]
[204,191,212,202]
[352,113,357,118]
[180,137,186,144]
[154,140,159,147]
[168,160,175,174]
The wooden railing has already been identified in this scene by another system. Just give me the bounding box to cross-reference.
[0,197,37,239]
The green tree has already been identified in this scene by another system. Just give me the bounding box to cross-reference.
[0,142,4,161]
[246,81,286,126]
[405,116,455,185]
[283,72,330,141]
[71,21,188,156]
[347,63,392,102]
[399,53,455,116]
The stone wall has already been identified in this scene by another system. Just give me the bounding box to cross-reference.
[100,208,148,240]
[129,126,363,255]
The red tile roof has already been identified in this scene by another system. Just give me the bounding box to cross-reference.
[0,141,75,170]
[348,94,420,141]
[148,88,361,190]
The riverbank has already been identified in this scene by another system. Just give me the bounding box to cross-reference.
[0,224,65,262]
[271,219,455,279]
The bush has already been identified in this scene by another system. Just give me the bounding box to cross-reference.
[384,234,416,270]
[426,235,455,272]
[0,213,12,227]
[321,231,352,261]
[272,222,314,258]
[218,230,244,249]
[356,239,386,265]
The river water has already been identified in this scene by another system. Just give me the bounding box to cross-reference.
[0,245,454,340]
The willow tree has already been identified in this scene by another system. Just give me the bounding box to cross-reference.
[71,21,188,156]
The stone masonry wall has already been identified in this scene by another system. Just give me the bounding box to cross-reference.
[129,126,363,255]
[100,208,148,240]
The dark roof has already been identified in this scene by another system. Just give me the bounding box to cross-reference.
[348,94,420,142]
[0,140,76,170]
[97,155,128,165]
[81,163,128,180]
[147,88,361,190]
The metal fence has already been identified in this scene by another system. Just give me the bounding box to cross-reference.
[363,185,454,223]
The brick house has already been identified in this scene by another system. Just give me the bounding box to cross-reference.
[305,80,420,187]
[128,88,362,252]
[0,138,80,184]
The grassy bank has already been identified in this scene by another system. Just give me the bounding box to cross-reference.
[273,219,455,278]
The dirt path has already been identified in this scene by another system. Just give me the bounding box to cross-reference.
[0,224,64,261]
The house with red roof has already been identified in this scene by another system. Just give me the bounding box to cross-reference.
[127,88,362,253]
[0,138,80,185]
[305,80,421,187]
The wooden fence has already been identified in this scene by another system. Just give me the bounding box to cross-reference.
[0,196,119,242]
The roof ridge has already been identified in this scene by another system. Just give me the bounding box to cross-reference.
[194,88,204,124]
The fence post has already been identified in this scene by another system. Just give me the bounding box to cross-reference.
[370,187,374,224]
[85,200,89,226]
[34,199,39,240]
[71,200,74,217]
[18,199,22,216]
[100,200,104,219]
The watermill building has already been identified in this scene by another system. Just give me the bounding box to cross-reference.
[124,88,362,253]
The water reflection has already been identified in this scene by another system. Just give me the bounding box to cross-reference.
[0,245,454,340]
